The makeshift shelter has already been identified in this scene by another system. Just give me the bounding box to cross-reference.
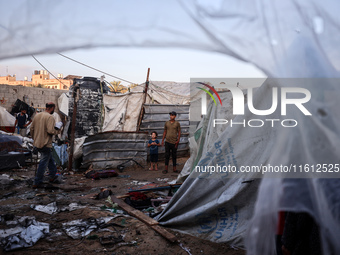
[1,1,340,254]
[58,81,191,168]
[58,81,190,132]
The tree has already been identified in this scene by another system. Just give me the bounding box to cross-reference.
[36,83,46,88]
[109,81,129,93]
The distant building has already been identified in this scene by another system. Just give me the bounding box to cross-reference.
[0,70,79,90]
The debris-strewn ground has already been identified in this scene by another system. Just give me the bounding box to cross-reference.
[0,157,245,255]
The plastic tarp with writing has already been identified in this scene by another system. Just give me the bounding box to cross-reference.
[157,81,279,246]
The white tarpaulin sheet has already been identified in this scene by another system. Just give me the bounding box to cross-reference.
[1,1,340,254]
[132,81,190,105]
[102,92,144,132]
[0,106,15,126]
[57,93,69,116]
[103,83,190,131]
[0,0,337,77]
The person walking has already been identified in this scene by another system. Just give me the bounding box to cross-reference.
[14,108,31,137]
[30,102,62,188]
[161,111,181,173]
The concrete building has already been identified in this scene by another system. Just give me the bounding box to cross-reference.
[0,70,77,90]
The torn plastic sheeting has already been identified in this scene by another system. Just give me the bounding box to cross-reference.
[58,92,69,116]
[0,153,26,171]
[0,174,12,186]
[60,203,86,212]
[0,106,15,126]
[0,218,49,251]
[62,217,115,239]
[31,202,87,214]
[31,202,58,215]
[129,181,149,186]
[53,143,68,166]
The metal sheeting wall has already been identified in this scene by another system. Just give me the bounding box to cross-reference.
[82,131,148,169]
[140,104,190,160]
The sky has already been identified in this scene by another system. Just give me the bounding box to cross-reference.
[0,47,266,87]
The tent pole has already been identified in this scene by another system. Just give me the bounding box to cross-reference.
[68,84,79,171]
[136,68,150,131]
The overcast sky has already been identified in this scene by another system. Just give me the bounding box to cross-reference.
[0,47,266,86]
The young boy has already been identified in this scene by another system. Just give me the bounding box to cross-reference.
[14,108,32,137]
[148,131,160,170]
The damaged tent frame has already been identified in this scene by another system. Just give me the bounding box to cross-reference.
[82,131,149,170]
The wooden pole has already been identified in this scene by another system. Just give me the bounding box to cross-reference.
[143,68,150,104]
[136,68,150,131]
[111,195,177,243]
[68,84,79,171]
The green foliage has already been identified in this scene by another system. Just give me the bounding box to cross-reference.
[109,80,137,93]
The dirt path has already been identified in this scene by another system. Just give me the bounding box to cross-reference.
[0,158,245,255]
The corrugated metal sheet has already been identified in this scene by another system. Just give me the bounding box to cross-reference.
[140,104,190,159]
[82,131,148,169]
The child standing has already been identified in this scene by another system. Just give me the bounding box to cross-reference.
[14,108,31,137]
[148,131,160,170]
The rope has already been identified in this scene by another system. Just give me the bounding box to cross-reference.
[31,55,70,89]
[57,52,137,85]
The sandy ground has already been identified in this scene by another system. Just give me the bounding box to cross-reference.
[0,157,245,255]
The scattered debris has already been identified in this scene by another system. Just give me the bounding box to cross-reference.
[85,169,118,179]
[129,183,182,193]
[129,181,149,186]
[105,240,138,251]
[0,174,12,187]
[31,202,87,214]
[0,157,229,254]
[31,202,58,215]
[94,188,113,199]
[62,217,116,239]
[179,242,193,255]
[124,192,152,210]
[156,178,170,182]
[60,203,87,212]
[118,174,130,178]
[0,216,49,251]
[111,195,177,243]
[99,234,124,246]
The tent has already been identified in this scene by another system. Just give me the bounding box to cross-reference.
[157,77,340,252]
[1,1,340,254]
[57,81,190,132]
[103,81,190,132]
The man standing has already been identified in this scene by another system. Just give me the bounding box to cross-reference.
[30,102,62,188]
[14,108,31,137]
[161,111,181,173]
